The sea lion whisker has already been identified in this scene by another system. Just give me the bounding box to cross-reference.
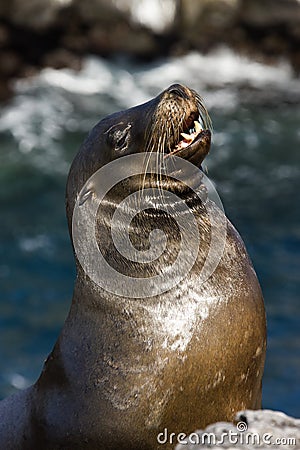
[157,132,167,202]
[141,144,154,199]
[140,130,155,202]
[156,141,163,202]
[168,120,179,172]
[195,94,212,130]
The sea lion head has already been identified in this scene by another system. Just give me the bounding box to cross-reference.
[104,83,212,166]
[66,83,212,226]
[99,83,212,162]
[67,84,211,290]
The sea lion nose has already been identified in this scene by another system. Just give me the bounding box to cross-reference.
[167,83,189,99]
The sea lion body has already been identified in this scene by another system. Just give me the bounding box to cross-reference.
[0,84,266,450]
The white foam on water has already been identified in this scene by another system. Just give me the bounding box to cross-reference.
[19,234,53,254]
[8,373,31,390]
[0,47,299,174]
[12,46,300,108]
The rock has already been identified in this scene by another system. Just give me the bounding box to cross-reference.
[235,0,300,66]
[42,48,82,70]
[261,33,289,56]
[179,0,239,49]
[0,0,68,30]
[0,78,13,102]
[73,0,124,25]
[61,33,89,54]
[291,50,300,75]
[180,0,238,30]
[290,23,300,41]
[0,50,22,76]
[239,0,300,28]
[0,24,10,47]
[88,23,158,58]
[175,410,300,449]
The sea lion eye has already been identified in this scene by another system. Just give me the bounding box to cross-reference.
[106,123,131,153]
[115,130,127,151]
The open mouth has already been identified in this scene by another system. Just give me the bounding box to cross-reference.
[173,119,204,151]
[166,119,211,167]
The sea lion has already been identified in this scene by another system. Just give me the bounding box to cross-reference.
[0,84,266,450]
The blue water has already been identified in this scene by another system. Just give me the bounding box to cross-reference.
[0,49,299,416]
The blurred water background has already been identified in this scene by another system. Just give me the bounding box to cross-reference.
[0,47,299,417]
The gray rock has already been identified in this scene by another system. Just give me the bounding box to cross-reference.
[178,0,238,50]
[180,0,239,32]
[239,0,300,27]
[0,0,66,30]
[175,410,300,449]
[42,48,82,71]
[73,0,124,25]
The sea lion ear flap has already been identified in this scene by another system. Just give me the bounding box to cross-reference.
[105,122,132,154]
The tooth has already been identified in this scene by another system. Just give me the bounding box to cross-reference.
[181,132,193,141]
[194,121,202,133]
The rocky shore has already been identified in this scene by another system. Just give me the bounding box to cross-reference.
[0,0,300,101]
